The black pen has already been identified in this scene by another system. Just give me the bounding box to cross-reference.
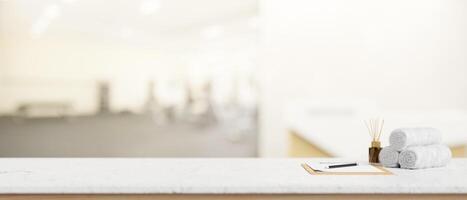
[326,162,358,169]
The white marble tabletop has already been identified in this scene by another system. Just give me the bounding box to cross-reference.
[0,158,466,194]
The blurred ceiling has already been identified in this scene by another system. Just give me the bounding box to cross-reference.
[0,0,258,39]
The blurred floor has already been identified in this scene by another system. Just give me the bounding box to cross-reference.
[0,115,257,157]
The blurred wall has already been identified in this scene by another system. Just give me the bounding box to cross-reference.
[0,0,257,115]
[0,34,160,114]
[258,0,467,157]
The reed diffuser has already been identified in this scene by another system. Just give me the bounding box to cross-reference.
[365,118,384,163]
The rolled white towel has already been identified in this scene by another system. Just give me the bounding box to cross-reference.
[379,147,400,168]
[399,144,452,169]
[389,127,442,151]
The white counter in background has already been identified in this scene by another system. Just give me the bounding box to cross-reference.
[285,102,467,158]
[0,158,466,197]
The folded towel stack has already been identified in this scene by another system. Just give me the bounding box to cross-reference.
[379,127,452,169]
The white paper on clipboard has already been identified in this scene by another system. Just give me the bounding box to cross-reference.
[306,161,384,173]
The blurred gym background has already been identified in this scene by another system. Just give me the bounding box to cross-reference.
[1,0,466,158]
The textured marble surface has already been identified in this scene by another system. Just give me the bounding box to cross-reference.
[0,158,466,194]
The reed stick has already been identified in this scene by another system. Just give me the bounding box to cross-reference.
[364,118,384,143]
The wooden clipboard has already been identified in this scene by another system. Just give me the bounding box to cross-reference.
[301,163,393,176]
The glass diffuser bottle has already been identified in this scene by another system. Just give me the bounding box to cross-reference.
[369,141,381,163]
[365,118,384,163]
